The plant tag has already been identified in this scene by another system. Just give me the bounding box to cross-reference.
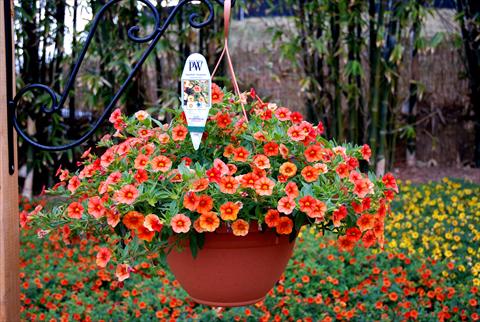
[181,53,211,150]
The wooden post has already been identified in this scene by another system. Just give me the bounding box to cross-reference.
[0,0,20,321]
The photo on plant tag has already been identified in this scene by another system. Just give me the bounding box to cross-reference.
[183,80,210,109]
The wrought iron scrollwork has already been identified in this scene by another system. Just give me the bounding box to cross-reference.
[4,0,233,175]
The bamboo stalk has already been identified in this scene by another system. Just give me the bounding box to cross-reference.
[329,0,343,141]
[368,0,385,164]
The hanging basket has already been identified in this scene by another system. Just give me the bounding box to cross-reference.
[167,223,295,307]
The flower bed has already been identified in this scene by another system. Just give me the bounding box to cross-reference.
[19,180,480,321]
[386,178,480,287]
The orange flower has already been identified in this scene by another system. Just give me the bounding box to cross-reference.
[169,169,183,183]
[211,83,224,103]
[151,155,172,173]
[361,144,371,161]
[196,195,214,214]
[285,181,299,198]
[170,214,191,233]
[353,178,374,198]
[277,197,296,215]
[137,225,155,242]
[100,150,115,168]
[206,168,222,183]
[199,212,220,232]
[240,172,259,189]
[134,154,149,169]
[67,202,84,219]
[172,125,188,141]
[232,147,250,162]
[115,264,131,282]
[106,209,120,228]
[87,197,105,219]
[219,201,242,221]
[213,158,230,176]
[298,196,317,214]
[223,144,235,158]
[123,211,145,230]
[232,219,249,236]
[263,142,279,156]
[191,178,209,192]
[276,217,293,235]
[193,218,204,233]
[227,163,237,175]
[253,131,267,142]
[336,163,350,178]
[134,169,148,184]
[275,107,291,121]
[337,235,355,252]
[357,214,375,232]
[254,177,275,196]
[304,144,322,162]
[362,230,377,248]
[96,247,111,268]
[114,184,139,205]
[307,200,327,219]
[290,111,303,123]
[388,292,398,302]
[314,163,328,174]
[287,125,307,141]
[67,176,81,194]
[144,214,163,232]
[382,173,398,193]
[219,176,239,194]
[301,166,319,182]
[279,162,297,178]
[216,113,232,128]
[333,205,347,227]
[279,144,289,159]
[265,209,280,228]
[157,133,170,144]
[183,192,199,211]
[253,154,271,169]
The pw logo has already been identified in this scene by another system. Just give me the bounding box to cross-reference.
[189,60,203,71]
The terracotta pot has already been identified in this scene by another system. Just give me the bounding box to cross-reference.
[166,224,296,307]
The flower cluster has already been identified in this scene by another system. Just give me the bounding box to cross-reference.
[28,85,397,281]
[386,178,480,286]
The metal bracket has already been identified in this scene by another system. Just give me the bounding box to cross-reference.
[4,0,232,175]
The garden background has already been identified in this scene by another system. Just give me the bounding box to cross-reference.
[14,0,480,320]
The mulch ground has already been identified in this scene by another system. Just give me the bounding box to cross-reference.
[392,166,480,184]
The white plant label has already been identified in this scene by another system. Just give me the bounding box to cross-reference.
[181,53,212,150]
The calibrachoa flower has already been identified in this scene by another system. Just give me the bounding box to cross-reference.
[171,214,191,233]
[232,219,249,236]
[29,85,396,282]
[96,247,112,268]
